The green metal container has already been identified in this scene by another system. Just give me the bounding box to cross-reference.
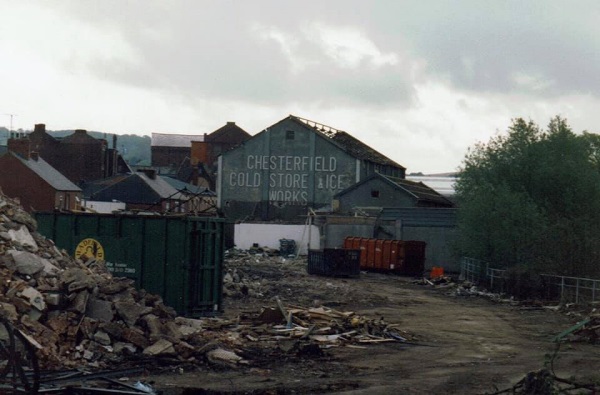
[35,212,225,317]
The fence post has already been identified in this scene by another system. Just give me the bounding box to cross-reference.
[575,278,580,304]
[561,276,565,303]
[593,281,596,303]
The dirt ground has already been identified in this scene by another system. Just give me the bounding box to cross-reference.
[144,254,600,395]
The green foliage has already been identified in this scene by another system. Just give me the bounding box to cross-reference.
[113,134,151,166]
[456,116,600,276]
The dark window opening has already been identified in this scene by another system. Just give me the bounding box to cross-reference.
[286,130,295,140]
[371,190,380,198]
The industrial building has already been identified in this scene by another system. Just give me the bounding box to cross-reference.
[217,115,407,222]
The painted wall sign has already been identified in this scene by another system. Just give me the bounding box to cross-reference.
[74,238,105,260]
[227,155,349,204]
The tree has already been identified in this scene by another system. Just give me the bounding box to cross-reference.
[455,117,600,276]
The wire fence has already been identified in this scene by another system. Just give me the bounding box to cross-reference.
[460,257,600,304]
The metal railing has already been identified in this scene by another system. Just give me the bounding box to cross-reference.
[459,257,600,304]
[460,257,489,284]
[540,274,600,304]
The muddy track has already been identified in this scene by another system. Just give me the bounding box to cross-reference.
[150,260,600,394]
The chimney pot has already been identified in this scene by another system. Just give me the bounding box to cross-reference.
[227,121,235,125]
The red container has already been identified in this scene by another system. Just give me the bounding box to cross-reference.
[342,237,426,275]
[374,239,384,269]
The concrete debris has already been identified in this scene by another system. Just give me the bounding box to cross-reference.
[143,339,176,356]
[8,225,38,252]
[206,348,245,367]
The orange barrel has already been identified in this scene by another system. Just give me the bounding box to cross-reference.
[430,266,444,279]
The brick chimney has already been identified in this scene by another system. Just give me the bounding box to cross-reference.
[75,129,87,135]
[30,151,39,161]
[34,124,46,133]
[8,138,31,160]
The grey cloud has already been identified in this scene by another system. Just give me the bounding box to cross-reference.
[42,1,417,107]
[367,1,600,96]
[43,1,600,106]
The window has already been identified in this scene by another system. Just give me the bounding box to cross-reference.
[286,130,295,140]
[371,190,380,198]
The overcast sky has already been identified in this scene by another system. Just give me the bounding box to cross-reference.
[1,1,599,174]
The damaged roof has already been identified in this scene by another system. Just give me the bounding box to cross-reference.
[383,174,453,207]
[161,176,215,196]
[290,115,405,169]
[335,172,453,207]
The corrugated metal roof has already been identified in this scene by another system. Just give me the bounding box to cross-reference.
[151,133,204,147]
[291,115,405,169]
[406,175,457,197]
[382,175,453,206]
[11,152,81,191]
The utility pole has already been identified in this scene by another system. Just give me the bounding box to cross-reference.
[2,113,16,131]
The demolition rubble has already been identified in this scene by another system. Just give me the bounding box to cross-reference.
[0,193,412,373]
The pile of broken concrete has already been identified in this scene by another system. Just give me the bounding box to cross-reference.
[0,192,224,370]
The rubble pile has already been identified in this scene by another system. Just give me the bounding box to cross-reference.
[222,249,356,307]
[0,193,207,369]
[241,302,416,346]
[557,313,600,343]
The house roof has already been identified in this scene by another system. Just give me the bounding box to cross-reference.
[290,115,405,170]
[335,172,453,207]
[160,176,215,196]
[8,151,81,191]
[205,122,251,143]
[61,130,103,145]
[137,171,184,200]
[83,171,184,204]
[151,132,204,147]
